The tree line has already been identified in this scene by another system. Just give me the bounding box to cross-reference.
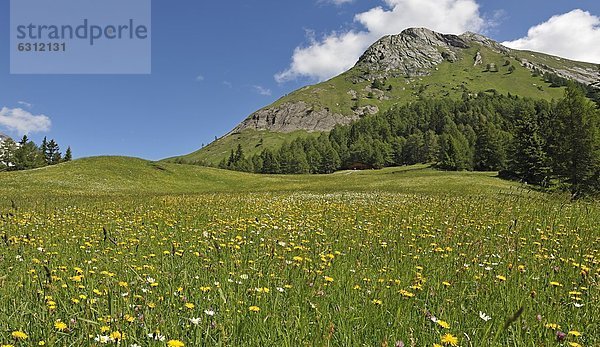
[0,136,72,171]
[220,82,600,197]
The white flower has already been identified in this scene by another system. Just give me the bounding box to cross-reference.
[146,277,155,284]
[573,303,584,308]
[240,274,249,280]
[147,333,165,341]
[94,335,110,344]
[276,287,285,293]
[130,344,141,347]
[190,317,201,325]
[204,309,215,316]
[479,311,492,321]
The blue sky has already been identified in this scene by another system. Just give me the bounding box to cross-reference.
[1,0,599,160]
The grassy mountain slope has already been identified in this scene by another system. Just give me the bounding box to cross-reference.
[0,156,527,197]
[167,130,319,166]
[172,38,597,166]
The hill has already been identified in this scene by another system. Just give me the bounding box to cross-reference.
[0,156,526,197]
[172,28,600,166]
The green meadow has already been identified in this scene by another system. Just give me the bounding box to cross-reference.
[0,157,597,346]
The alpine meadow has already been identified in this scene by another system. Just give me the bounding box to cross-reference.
[2,5,600,347]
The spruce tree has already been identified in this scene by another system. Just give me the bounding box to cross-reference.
[507,110,550,186]
[63,147,73,162]
[550,82,600,196]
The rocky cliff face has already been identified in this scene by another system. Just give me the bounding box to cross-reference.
[354,28,469,81]
[228,101,360,134]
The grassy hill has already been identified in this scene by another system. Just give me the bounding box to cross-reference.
[166,130,320,166]
[0,156,528,197]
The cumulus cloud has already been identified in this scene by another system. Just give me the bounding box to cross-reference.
[503,10,600,64]
[0,107,52,135]
[195,75,205,82]
[253,85,272,96]
[276,0,486,82]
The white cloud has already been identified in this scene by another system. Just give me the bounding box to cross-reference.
[276,0,486,82]
[321,0,354,5]
[196,75,205,81]
[17,101,33,108]
[0,107,52,135]
[503,9,600,64]
[253,85,272,96]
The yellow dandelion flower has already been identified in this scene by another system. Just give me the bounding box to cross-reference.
[437,320,450,329]
[372,299,383,305]
[496,275,506,282]
[399,289,415,298]
[100,326,110,333]
[249,305,261,312]
[568,343,582,347]
[568,330,582,337]
[440,333,458,346]
[54,320,68,332]
[11,331,28,340]
[109,331,123,341]
[324,276,334,282]
[167,340,185,347]
[184,303,195,309]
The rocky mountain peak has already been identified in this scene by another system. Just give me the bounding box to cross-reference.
[354,28,511,81]
[354,28,471,80]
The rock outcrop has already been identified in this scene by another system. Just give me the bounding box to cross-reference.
[473,51,483,66]
[354,28,469,81]
[228,102,360,134]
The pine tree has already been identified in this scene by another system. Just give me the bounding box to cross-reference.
[45,139,61,165]
[403,131,425,164]
[319,144,341,174]
[63,147,73,162]
[550,82,600,196]
[507,110,550,186]
[13,136,45,170]
[475,124,507,171]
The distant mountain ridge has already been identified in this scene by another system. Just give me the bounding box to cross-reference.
[172,27,600,166]
[0,132,11,143]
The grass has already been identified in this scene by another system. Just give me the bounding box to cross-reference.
[0,156,526,196]
[165,130,319,167]
[0,157,598,346]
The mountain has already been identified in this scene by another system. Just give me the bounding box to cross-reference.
[172,28,600,166]
[0,132,10,143]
